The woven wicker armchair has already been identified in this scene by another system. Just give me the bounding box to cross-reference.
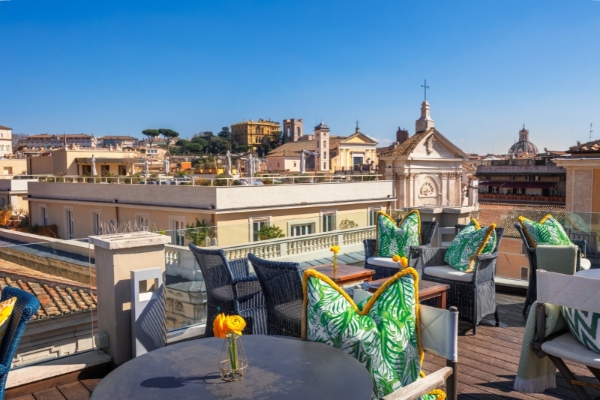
[247,253,303,338]
[514,223,588,315]
[189,244,267,337]
[0,287,40,398]
[363,221,439,280]
[413,225,504,335]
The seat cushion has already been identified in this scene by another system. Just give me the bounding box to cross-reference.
[303,268,443,399]
[424,265,474,283]
[376,210,420,258]
[580,258,592,270]
[367,257,401,270]
[541,332,600,368]
[444,218,496,272]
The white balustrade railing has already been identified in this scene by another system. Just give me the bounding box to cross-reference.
[164,226,376,273]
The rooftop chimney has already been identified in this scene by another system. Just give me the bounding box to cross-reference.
[396,128,409,144]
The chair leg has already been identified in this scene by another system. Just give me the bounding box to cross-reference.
[548,354,592,400]
[494,308,500,326]
[473,323,477,335]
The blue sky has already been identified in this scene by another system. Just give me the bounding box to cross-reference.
[0,0,598,154]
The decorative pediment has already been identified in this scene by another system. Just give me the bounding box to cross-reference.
[341,132,378,145]
[410,129,467,160]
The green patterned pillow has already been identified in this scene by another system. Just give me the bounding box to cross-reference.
[519,214,573,247]
[444,219,497,272]
[302,268,444,400]
[376,210,421,258]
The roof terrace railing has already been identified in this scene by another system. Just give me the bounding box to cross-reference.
[37,174,382,186]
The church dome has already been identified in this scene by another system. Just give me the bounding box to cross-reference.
[508,126,538,156]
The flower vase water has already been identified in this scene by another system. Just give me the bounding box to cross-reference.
[330,245,340,272]
[213,314,248,381]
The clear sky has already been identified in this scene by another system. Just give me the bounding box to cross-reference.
[0,0,598,154]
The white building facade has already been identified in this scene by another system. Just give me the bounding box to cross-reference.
[0,125,13,157]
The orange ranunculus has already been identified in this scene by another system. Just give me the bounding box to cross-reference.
[225,315,247,336]
[392,255,401,262]
[399,256,408,268]
[213,313,228,339]
[330,245,340,254]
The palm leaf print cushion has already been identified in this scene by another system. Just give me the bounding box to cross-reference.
[561,307,600,354]
[302,268,444,400]
[376,211,421,258]
[519,214,572,246]
[444,219,497,272]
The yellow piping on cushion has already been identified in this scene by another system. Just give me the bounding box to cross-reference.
[540,213,554,224]
[471,217,481,230]
[428,388,447,400]
[466,223,497,273]
[301,267,425,366]
[518,215,538,248]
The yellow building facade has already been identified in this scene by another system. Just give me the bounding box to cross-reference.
[231,119,281,146]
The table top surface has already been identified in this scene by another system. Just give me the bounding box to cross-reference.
[369,277,450,294]
[91,335,373,400]
[305,263,375,282]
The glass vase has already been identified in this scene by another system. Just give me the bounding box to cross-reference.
[332,253,339,272]
[218,333,248,381]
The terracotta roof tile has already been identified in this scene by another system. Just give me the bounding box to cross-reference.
[379,129,431,157]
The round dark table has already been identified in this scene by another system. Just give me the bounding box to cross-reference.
[91,335,373,399]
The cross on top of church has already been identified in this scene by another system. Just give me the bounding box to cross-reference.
[356,119,359,129]
[421,79,430,101]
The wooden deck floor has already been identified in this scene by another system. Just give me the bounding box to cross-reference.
[7,292,600,399]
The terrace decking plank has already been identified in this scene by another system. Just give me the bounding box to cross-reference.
[78,379,101,393]
[8,395,36,400]
[56,382,90,400]
[31,387,66,400]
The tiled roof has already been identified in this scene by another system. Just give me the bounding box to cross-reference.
[0,277,97,320]
[0,260,96,321]
[379,129,431,157]
[100,136,138,140]
[568,140,600,154]
[267,136,346,157]
[0,125,11,130]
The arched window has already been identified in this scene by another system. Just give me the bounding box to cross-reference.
[323,162,327,169]
[323,151,326,159]
[296,127,300,136]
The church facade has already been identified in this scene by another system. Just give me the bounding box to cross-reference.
[379,102,476,210]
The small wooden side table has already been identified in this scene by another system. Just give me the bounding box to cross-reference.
[368,278,450,309]
[304,264,375,287]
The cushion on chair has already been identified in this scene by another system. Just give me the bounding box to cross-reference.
[424,265,474,283]
[0,297,16,346]
[376,210,421,258]
[561,306,600,354]
[367,257,402,269]
[580,258,592,270]
[444,218,497,272]
[302,268,443,400]
[518,214,573,247]
[541,332,600,368]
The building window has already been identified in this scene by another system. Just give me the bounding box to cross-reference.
[170,217,186,246]
[323,162,327,169]
[252,218,269,242]
[368,208,382,226]
[323,151,326,159]
[322,213,336,233]
[277,162,280,167]
[294,162,297,167]
[40,206,48,226]
[290,223,314,237]
[136,213,149,231]
[65,209,75,239]
[92,211,102,235]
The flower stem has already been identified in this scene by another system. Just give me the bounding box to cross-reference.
[228,334,238,370]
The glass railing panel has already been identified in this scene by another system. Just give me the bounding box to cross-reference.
[0,237,96,370]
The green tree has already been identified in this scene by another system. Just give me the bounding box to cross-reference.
[159,128,180,149]
[142,129,160,146]
[184,218,211,246]
[207,136,231,154]
[218,127,233,142]
[257,225,285,240]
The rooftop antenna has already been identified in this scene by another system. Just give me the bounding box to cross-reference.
[590,123,594,141]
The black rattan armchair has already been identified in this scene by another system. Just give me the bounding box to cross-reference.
[363,220,438,279]
[189,244,267,336]
[413,225,504,335]
[247,253,303,338]
[515,223,588,315]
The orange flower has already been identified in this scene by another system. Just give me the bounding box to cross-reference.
[392,255,408,268]
[225,315,247,336]
[212,313,228,339]
[330,245,340,254]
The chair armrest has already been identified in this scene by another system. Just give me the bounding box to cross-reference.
[382,366,453,400]
[571,239,587,258]
[363,239,376,258]
[414,247,448,272]
[231,276,264,311]
[472,252,498,284]
[0,363,7,376]
[229,258,250,280]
